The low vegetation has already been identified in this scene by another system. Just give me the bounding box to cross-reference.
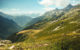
[1,5,80,50]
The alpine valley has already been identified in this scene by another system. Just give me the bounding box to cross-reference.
[0,4,80,50]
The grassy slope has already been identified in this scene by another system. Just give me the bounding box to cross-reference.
[26,8,80,50]
[7,6,80,50]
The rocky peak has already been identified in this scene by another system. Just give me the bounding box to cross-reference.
[65,4,73,10]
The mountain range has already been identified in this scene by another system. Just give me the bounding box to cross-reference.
[24,4,73,29]
[0,4,80,50]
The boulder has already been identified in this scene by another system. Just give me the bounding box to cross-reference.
[0,40,12,44]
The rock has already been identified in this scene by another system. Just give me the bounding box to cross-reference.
[44,44,48,46]
[8,45,15,49]
[0,40,12,44]
[0,43,5,47]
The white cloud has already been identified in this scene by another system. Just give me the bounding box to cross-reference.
[0,8,21,15]
[25,11,40,15]
[39,0,55,6]
[71,0,80,5]
[0,9,2,11]
[0,9,41,16]
[6,9,22,15]
[39,0,70,7]
[0,9,42,18]
[56,0,70,7]
[43,7,55,11]
[39,0,80,7]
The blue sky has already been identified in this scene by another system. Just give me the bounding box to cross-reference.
[0,0,44,12]
[0,0,45,16]
[0,0,80,17]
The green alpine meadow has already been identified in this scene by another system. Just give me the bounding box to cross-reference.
[0,0,80,50]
